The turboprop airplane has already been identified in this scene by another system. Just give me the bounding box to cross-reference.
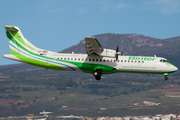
[3,26,178,80]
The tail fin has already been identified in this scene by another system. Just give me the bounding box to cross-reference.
[5,25,38,54]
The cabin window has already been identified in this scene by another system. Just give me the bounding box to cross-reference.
[93,59,95,61]
[131,61,133,63]
[100,59,102,62]
[124,60,126,62]
[61,58,63,60]
[68,58,69,60]
[89,59,91,61]
[74,58,76,61]
[107,60,109,62]
[160,59,162,62]
[135,61,137,63]
[138,61,140,63]
[121,60,123,62]
[128,61,130,63]
[142,61,144,63]
[96,59,98,62]
[103,59,106,62]
[82,58,84,61]
[78,58,80,61]
[64,58,66,60]
[71,58,73,60]
[110,60,112,62]
[57,58,59,60]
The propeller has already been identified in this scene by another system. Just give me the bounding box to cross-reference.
[115,45,123,60]
[115,45,120,60]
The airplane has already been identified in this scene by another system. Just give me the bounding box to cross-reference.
[3,25,178,80]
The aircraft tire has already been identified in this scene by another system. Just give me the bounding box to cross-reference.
[164,76,168,80]
[93,71,98,76]
[93,69,102,80]
[95,75,101,80]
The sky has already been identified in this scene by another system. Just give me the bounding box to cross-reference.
[0,0,180,65]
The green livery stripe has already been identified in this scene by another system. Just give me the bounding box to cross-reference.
[6,30,49,59]
[10,49,65,70]
[60,60,116,74]
[6,27,117,73]
[7,32,77,71]
[11,31,36,51]
[118,70,176,74]
[165,62,177,68]
[6,30,17,44]
[7,30,116,73]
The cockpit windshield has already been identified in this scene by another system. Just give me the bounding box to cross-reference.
[160,59,168,62]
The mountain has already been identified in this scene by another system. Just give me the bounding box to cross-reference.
[61,33,180,68]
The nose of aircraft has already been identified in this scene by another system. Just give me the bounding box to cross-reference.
[172,66,178,71]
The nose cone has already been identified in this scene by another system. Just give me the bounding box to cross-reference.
[166,62,178,72]
[173,66,178,71]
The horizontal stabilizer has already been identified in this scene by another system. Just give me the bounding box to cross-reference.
[3,54,21,62]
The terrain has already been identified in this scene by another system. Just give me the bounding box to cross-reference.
[0,33,180,117]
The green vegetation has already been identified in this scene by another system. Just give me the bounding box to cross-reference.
[0,65,180,117]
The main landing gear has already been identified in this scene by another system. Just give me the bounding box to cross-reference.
[164,75,168,80]
[93,69,102,80]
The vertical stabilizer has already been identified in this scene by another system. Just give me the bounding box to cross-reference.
[5,25,38,54]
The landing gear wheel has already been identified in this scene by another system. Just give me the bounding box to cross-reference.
[93,71,98,76]
[93,69,102,81]
[164,75,168,80]
[95,76,101,80]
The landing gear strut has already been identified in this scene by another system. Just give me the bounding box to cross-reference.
[164,75,168,80]
[93,69,102,80]
[164,73,168,80]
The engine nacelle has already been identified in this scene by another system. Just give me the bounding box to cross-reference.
[98,49,121,58]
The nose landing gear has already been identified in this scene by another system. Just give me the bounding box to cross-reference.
[93,69,102,80]
[164,73,168,80]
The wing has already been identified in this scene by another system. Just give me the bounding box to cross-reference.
[85,37,103,56]
[85,37,119,58]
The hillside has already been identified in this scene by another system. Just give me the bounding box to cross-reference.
[0,64,180,117]
[61,34,180,68]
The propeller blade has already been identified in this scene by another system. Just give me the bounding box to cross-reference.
[116,45,119,52]
[116,45,119,60]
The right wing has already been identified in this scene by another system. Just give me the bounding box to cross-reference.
[85,37,119,58]
[85,37,103,56]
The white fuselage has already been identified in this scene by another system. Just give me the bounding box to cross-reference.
[44,52,177,74]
